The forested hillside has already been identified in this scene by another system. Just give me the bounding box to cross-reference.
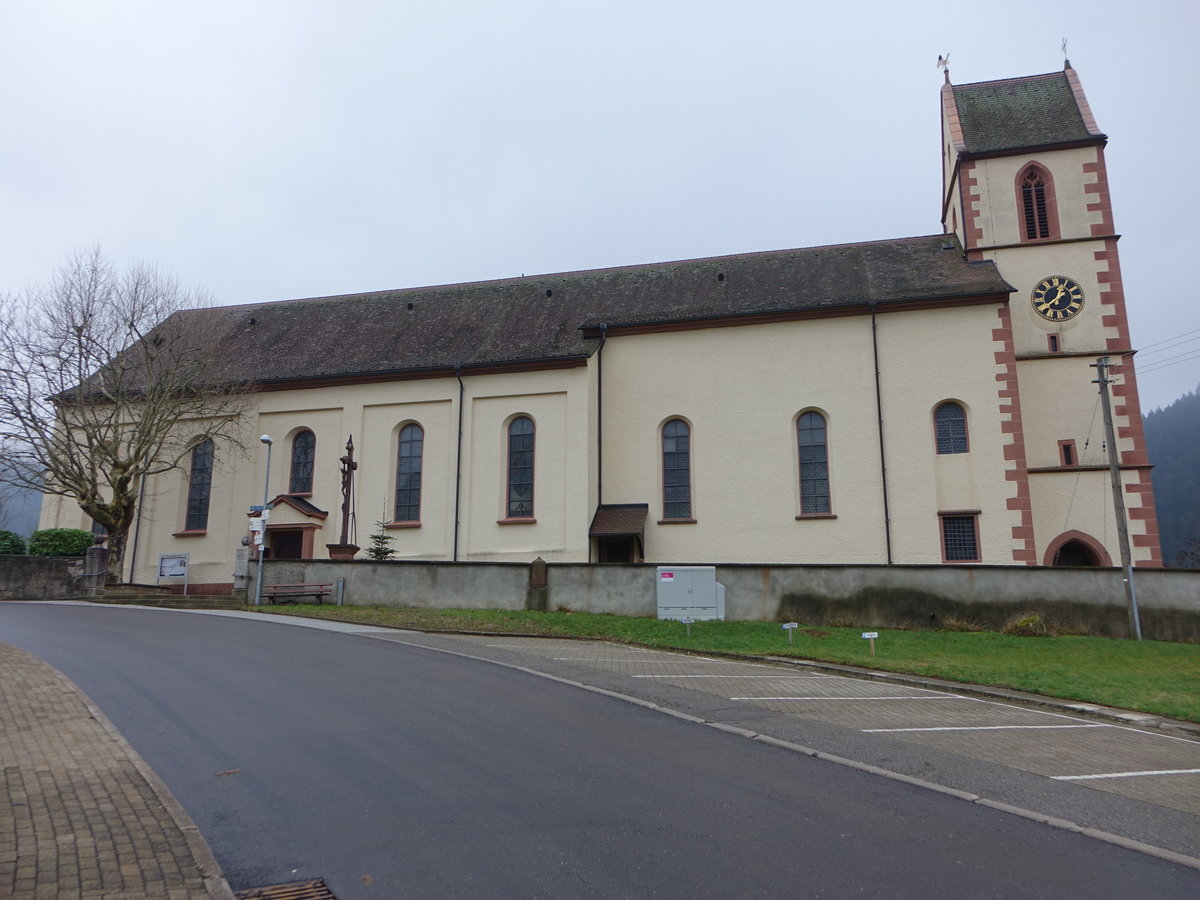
[1144,387,1200,567]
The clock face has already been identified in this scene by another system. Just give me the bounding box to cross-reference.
[1031,276,1085,321]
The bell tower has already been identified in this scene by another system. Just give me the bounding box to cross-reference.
[939,64,1161,567]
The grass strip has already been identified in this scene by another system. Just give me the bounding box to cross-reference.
[252,606,1200,722]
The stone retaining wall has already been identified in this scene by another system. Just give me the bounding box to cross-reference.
[255,559,1200,642]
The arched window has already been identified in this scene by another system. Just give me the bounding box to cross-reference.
[1017,164,1058,241]
[394,423,424,522]
[934,402,969,454]
[506,416,535,518]
[661,419,692,520]
[289,430,315,494]
[185,439,214,531]
[797,411,831,514]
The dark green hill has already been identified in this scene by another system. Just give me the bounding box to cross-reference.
[1144,386,1200,567]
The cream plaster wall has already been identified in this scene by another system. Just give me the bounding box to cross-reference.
[459,367,592,562]
[989,243,1112,357]
[873,305,1017,565]
[598,305,1015,565]
[969,147,1101,247]
[1017,357,1110,469]
[125,432,252,588]
[87,366,592,587]
[600,317,885,563]
[1028,468,1125,564]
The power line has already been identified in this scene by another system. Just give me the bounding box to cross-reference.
[1136,333,1200,359]
[1138,327,1200,352]
[1137,347,1200,375]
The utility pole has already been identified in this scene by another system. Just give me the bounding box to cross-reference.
[1092,357,1142,640]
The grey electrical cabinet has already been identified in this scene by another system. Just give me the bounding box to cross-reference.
[656,566,726,621]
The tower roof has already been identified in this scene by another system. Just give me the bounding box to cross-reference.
[951,69,1105,154]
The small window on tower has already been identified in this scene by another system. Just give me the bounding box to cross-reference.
[1048,335,1060,353]
[1059,440,1077,467]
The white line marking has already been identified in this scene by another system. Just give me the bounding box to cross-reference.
[633,674,829,679]
[552,656,661,661]
[732,695,963,701]
[1053,768,1200,781]
[552,655,727,662]
[864,724,1110,733]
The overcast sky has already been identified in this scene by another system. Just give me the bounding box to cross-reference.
[3,0,1197,411]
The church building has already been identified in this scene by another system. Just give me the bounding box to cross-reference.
[39,64,1163,592]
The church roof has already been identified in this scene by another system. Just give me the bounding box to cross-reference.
[170,234,1011,387]
[951,70,1105,154]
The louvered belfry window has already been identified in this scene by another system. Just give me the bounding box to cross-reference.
[1021,167,1050,240]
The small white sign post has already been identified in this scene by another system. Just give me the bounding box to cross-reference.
[680,615,694,637]
[862,631,879,657]
[158,553,190,595]
[782,622,799,644]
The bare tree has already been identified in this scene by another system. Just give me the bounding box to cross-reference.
[0,248,249,582]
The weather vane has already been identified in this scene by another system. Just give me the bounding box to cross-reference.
[937,52,950,83]
[1061,37,1068,59]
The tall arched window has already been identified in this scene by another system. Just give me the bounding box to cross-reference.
[797,411,831,514]
[395,423,424,522]
[289,430,315,493]
[661,419,692,520]
[185,439,214,531]
[934,402,969,454]
[506,416,535,518]
[1017,164,1057,241]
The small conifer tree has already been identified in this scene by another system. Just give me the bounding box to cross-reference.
[365,519,396,560]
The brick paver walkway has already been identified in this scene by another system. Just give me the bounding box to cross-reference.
[1,641,232,899]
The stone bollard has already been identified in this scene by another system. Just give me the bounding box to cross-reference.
[83,539,109,596]
[527,556,549,612]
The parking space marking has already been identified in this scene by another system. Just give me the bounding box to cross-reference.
[1053,768,1200,781]
[865,724,1110,733]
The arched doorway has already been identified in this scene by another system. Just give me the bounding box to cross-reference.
[1043,531,1112,567]
[1052,540,1101,566]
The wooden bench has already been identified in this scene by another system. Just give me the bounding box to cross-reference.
[261,582,333,604]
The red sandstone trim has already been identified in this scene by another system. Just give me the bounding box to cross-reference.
[1088,215,1162,566]
[1063,64,1104,137]
[941,82,967,152]
[960,160,985,256]
[968,233,1119,254]
[1083,151,1116,236]
[992,305,1036,564]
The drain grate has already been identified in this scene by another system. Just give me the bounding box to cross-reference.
[236,878,338,900]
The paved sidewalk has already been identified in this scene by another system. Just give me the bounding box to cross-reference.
[0,641,234,900]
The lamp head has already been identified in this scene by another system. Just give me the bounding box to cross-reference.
[260,435,273,445]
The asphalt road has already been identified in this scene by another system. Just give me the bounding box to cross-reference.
[2,602,1197,899]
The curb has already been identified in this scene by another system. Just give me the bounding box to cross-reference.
[41,661,237,900]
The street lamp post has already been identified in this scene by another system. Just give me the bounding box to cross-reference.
[253,435,273,607]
